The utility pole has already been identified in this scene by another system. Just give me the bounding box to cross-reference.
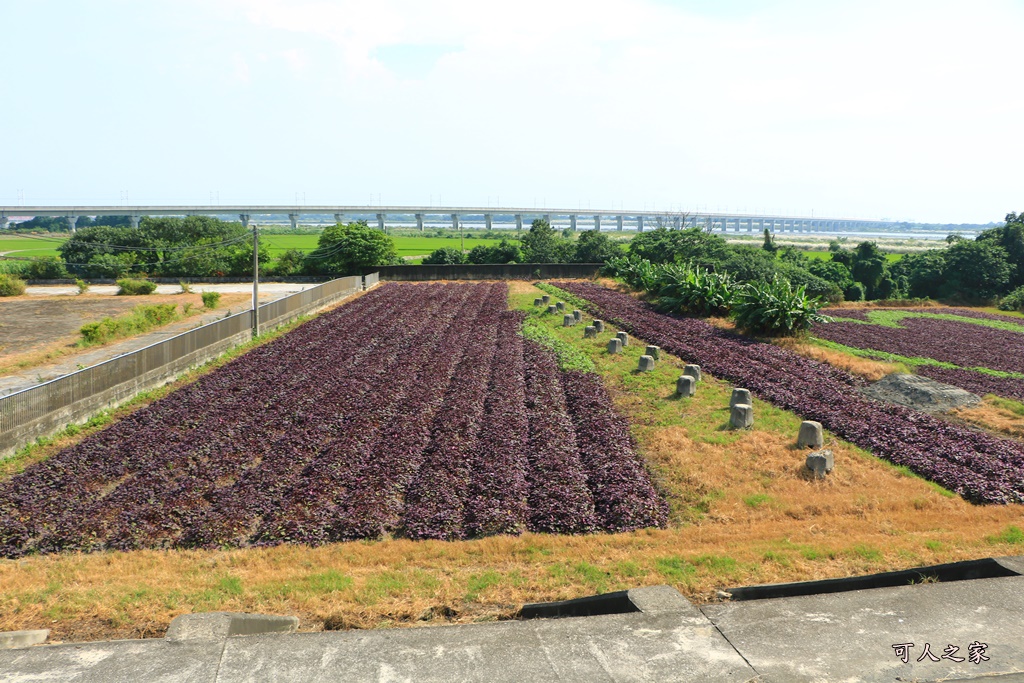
[241,214,258,335]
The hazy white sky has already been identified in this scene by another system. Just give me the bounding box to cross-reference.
[2,0,1021,223]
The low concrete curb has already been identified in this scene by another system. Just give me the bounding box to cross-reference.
[165,612,299,641]
[0,629,49,649]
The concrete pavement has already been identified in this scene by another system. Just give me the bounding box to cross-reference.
[3,558,1023,682]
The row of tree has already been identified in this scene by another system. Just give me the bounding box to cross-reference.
[421,219,624,265]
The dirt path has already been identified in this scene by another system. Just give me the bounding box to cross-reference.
[0,288,305,397]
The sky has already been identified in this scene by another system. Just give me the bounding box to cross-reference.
[2,0,1022,224]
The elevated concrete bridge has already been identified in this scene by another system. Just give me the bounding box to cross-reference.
[0,205,896,234]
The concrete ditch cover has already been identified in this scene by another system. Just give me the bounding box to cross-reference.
[860,373,981,413]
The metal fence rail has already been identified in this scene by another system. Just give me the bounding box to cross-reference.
[0,275,367,456]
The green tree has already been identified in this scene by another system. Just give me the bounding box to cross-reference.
[762,228,778,254]
[807,259,854,293]
[940,240,1011,300]
[573,229,624,263]
[850,242,887,299]
[306,221,399,275]
[466,239,522,264]
[520,219,573,263]
[422,247,465,265]
[976,214,1024,289]
[891,251,946,298]
[630,227,729,266]
[272,248,307,276]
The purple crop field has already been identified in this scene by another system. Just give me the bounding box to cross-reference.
[0,282,666,558]
[553,281,1024,505]
[811,317,1024,376]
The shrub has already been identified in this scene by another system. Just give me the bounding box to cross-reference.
[422,247,465,265]
[844,282,867,302]
[654,264,736,317]
[75,279,89,295]
[179,281,193,294]
[0,273,27,297]
[999,285,1024,312]
[201,291,221,309]
[25,256,68,280]
[79,304,180,345]
[116,278,157,295]
[731,278,833,336]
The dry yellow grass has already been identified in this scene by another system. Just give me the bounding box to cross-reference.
[2,282,1023,644]
[952,399,1024,439]
[772,337,903,380]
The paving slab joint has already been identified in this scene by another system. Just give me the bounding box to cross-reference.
[165,612,299,641]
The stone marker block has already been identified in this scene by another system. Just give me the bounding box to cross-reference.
[563,314,576,327]
[730,388,752,408]
[166,612,299,641]
[584,325,597,338]
[638,355,655,372]
[645,345,660,360]
[608,338,623,354]
[556,301,565,311]
[684,364,702,382]
[806,449,834,479]
[730,403,753,429]
[594,320,605,332]
[541,295,550,304]
[573,309,582,322]
[798,420,824,449]
[676,375,696,397]
[0,630,49,649]
[547,305,558,314]
[533,298,542,306]
[616,331,629,346]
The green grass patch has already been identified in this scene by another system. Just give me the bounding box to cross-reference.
[465,571,503,601]
[847,543,883,561]
[260,234,510,259]
[654,556,696,583]
[78,303,184,347]
[0,235,66,258]
[521,317,595,372]
[986,525,1024,545]
[743,493,772,509]
[924,540,944,552]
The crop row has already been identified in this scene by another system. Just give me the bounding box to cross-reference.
[811,316,1024,376]
[0,282,666,557]
[553,281,1024,505]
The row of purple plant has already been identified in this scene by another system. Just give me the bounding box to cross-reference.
[0,282,667,557]
[822,307,1023,324]
[811,316,1024,376]
[552,281,1024,505]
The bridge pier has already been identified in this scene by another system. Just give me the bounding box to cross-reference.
[239,214,250,229]
[543,213,551,228]
[67,215,78,233]
[334,213,344,225]
[637,215,645,232]
[484,213,493,230]
[616,215,623,231]
[0,216,7,230]
[377,213,386,231]
[569,215,577,231]
[515,214,523,231]
[673,216,681,230]
[747,218,754,232]
[415,213,424,231]
[451,213,459,230]
[288,213,299,230]
[594,215,602,231]
[129,215,141,229]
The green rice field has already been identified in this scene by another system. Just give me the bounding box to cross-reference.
[804,250,904,262]
[261,234,510,258]
[0,235,67,258]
